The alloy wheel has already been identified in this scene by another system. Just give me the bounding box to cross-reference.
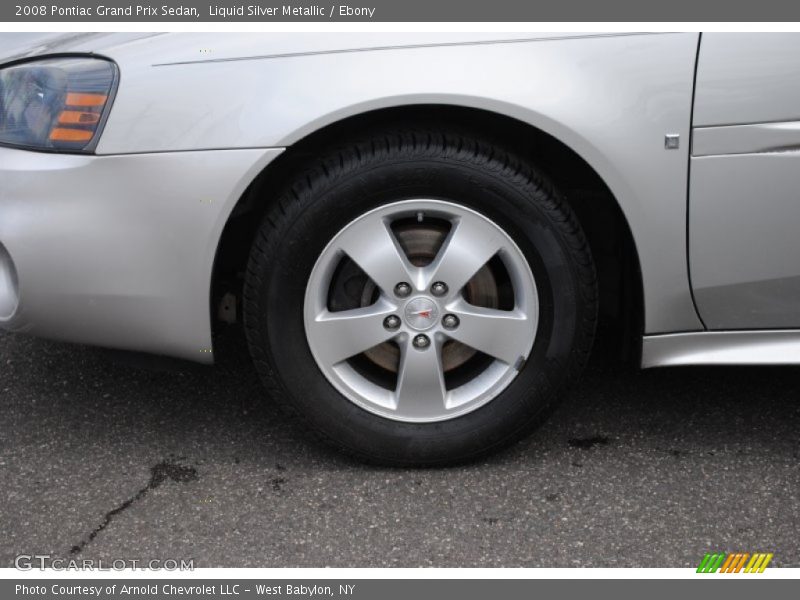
[303,199,539,423]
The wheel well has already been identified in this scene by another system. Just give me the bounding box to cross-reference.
[211,105,643,364]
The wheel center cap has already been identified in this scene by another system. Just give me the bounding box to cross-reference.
[404,297,439,331]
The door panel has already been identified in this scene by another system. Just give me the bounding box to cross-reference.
[691,33,800,329]
[691,153,800,328]
[694,33,800,127]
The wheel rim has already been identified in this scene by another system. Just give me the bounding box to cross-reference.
[303,199,539,423]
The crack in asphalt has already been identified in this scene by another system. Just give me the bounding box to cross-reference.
[70,460,198,555]
[568,436,611,449]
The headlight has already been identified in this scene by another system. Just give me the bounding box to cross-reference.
[0,56,117,153]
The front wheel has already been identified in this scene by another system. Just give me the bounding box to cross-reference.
[244,128,597,465]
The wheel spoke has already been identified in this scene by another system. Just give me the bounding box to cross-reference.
[394,339,447,418]
[335,214,417,295]
[307,299,398,366]
[424,213,504,294]
[445,299,533,365]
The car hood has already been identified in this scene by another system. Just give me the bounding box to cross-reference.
[0,33,164,63]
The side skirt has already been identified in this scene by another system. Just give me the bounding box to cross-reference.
[642,330,800,368]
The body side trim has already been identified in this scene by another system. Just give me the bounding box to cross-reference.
[642,330,800,367]
[693,121,800,157]
[151,33,654,67]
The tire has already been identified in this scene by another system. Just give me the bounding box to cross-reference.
[243,127,597,466]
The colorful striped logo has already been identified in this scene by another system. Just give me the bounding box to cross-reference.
[697,552,773,573]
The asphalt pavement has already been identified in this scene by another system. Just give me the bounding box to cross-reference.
[1,328,799,567]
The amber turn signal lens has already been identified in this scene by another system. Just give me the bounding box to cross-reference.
[57,110,101,125]
[50,92,110,144]
[65,92,108,107]
[49,128,94,142]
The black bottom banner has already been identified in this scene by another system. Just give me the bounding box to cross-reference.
[4,579,797,600]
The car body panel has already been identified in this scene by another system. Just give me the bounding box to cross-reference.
[0,32,620,65]
[690,154,800,329]
[94,32,702,336]
[694,33,800,127]
[0,146,283,362]
[0,31,712,362]
[690,33,800,329]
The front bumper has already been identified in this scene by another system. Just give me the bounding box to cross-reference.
[0,146,283,363]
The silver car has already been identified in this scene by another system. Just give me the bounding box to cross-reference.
[1,32,798,464]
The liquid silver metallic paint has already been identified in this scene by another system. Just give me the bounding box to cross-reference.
[3,32,800,367]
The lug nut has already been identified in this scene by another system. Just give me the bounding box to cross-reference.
[383,315,401,330]
[394,282,412,298]
[412,334,431,350]
[442,314,460,330]
[431,281,448,297]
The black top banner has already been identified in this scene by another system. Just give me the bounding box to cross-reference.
[3,0,800,21]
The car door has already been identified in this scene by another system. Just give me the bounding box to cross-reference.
[690,33,800,329]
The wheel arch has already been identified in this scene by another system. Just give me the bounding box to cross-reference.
[211,104,644,364]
